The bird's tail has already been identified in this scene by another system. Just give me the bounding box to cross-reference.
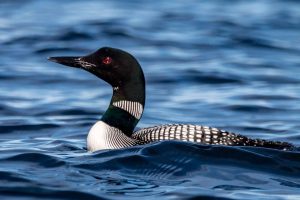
[233,134,295,151]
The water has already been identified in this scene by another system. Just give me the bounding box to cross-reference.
[1,0,300,199]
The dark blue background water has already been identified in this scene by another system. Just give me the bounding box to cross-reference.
[1,0,300,199]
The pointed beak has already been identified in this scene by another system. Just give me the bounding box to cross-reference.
[48,56,83,68]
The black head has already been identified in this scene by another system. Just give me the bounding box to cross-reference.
[48,47,144,87]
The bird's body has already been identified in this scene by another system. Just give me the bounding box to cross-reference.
[49,47,294,152]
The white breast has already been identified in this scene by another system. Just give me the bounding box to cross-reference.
[87,121,137,152]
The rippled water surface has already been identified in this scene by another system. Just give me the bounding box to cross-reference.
[1,0,300,199]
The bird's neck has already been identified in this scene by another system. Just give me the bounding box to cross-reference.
[101,80,145,137]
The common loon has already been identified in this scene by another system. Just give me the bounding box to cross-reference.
[48,47,294,152]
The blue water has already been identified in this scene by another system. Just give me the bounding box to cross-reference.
[1,0,300,199]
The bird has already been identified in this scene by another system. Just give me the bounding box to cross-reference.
[48,47,294,152]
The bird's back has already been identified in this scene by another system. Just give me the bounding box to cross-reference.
[132,124,294,150]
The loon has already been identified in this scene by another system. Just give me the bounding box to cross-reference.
[48,47,294,152]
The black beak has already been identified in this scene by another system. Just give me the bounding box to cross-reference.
[48,56,83,68]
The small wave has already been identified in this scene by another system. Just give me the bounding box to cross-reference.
[0,186,104,200]
[35,47,78,54]
[232,35,298,53]
[0,171,33,184]
[233,94,298,101]
[3,35,48,45]
[37,108,100,117]
[149,71,243,85]
[54,31,94,41]
[224,104,286,113]
[3,152,65,168]
[0,124,60,134]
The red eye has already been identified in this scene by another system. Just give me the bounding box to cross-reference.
[102,57,112,65]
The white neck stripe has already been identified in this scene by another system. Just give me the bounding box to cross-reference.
[113,100,143,119]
